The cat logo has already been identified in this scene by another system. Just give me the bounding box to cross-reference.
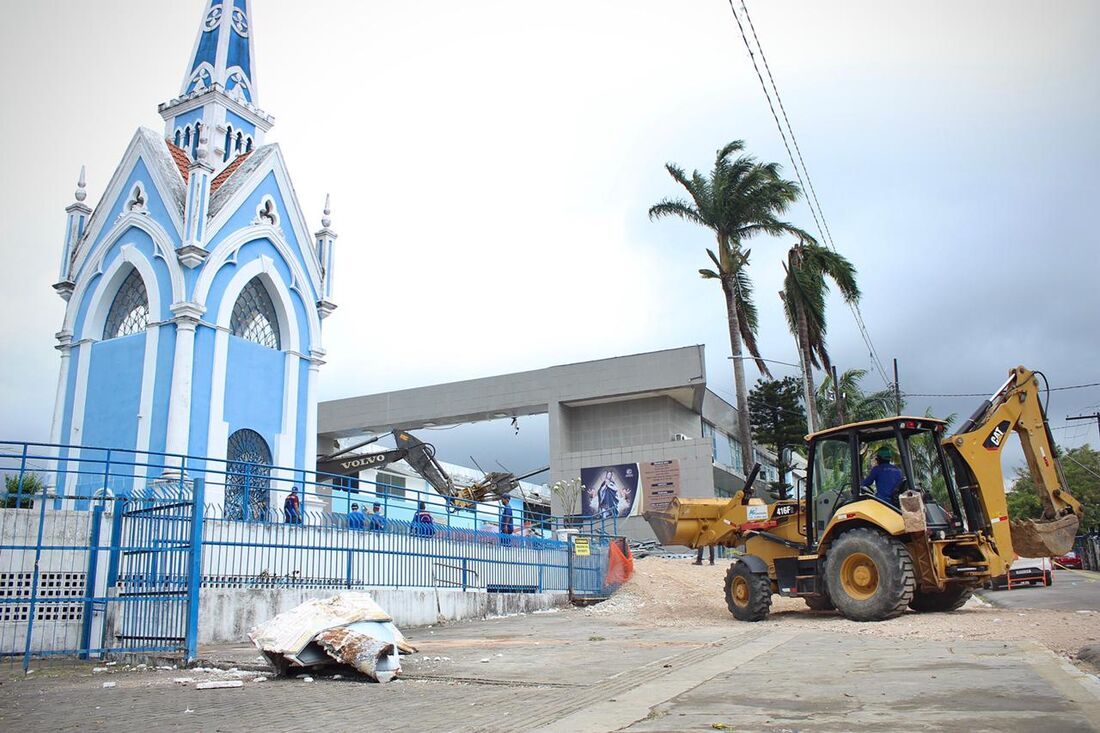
[983,420,1011,450]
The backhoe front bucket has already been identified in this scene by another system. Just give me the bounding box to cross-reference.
[1009,515,1079,558]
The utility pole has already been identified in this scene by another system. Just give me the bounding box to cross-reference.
[1066,413,1100,442]
[893,359,902,416]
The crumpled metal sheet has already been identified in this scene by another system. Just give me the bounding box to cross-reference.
[315,627,398,683]
[248,593,417,682]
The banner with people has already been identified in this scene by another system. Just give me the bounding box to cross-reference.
[580,464,640,518]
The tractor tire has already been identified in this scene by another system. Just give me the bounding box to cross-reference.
[724,561,772,622]
[824,528,915,622]
[804,593,835,612]
[908,585,973,613]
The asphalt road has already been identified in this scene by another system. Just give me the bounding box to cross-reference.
[981,569,1100,611]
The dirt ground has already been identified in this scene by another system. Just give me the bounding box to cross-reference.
[583,556,1100,660]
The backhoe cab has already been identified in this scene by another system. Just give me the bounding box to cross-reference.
[644,366,1081,623]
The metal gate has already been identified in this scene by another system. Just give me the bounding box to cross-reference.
[568,534,610,602]
[1,479,204,670]
[108,478,204,660]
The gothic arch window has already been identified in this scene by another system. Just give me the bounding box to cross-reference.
[245,136,253,153]
[103,268,149,339]
[235,131,243,154]
[223,126,233,162]
[191,121,202,158]
[230,276,281,349]
[174,129,182,147]
[225,428,271,521]
[184,126,192,149]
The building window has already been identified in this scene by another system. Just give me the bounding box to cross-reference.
[230,277,281,349]
[375,472,406,498]
[225,428,271,521]
[103,269,149,339]
[729,436,744,473]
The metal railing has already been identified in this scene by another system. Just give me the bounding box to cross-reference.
[0,440,621,668]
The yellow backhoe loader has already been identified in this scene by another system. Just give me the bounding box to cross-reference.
[644,366,1082,622]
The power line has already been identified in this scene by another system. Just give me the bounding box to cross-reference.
[726,0,893,389]
[902,382,1100,398]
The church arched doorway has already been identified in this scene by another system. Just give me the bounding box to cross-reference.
[225,428,271,521]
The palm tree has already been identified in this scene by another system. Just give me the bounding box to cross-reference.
[815,368,896,429]
[650,141,810,472]
[779,240,860,432]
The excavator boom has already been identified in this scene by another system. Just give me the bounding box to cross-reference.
[944,366,1081,557]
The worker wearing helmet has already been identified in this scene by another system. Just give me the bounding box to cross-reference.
[861,446,904,503]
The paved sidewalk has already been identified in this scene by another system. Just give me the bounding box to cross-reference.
[3,609,1099,732]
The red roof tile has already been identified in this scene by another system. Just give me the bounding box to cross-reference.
[211,151,253,193]
[165,141,191,183]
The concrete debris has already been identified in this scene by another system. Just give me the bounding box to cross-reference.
[196,681,243,690]
[173,678,196,685]
[301,676,314,683]
[253,677,268,683]
[249,592,416,683]
[101,682,116,689]
[92,667,108,673]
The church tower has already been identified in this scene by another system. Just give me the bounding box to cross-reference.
[51,0,337,514]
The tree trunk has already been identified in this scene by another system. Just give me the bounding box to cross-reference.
[797,309,819,433]
[723,283,756,475]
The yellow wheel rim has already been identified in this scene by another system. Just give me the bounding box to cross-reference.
[839,552,879,601]
[732,576,750,607]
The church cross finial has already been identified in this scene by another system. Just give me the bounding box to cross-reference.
[322,194,331,228]
[75,165,87,202]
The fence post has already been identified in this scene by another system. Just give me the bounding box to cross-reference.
[346,549,354,590]
[14,442,28,507]
[185,478,206,662]
[101,448,111,504]
[79,504,105,659]
[22,478,51,672]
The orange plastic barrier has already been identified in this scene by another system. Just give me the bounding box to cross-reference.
[604,540,635,587]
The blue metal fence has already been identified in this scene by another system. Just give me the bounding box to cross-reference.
[0,440,624,669]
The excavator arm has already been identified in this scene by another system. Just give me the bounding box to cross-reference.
[944,366,1081,558]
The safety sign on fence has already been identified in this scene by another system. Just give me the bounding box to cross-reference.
[574,537,591,556]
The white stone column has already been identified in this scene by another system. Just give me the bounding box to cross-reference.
[164,302,205,468]
[47,330,74,495]
[302,349,325,512]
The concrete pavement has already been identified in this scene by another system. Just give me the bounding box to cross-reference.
[3,608,1099,732]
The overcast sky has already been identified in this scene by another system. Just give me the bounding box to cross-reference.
[1,1,1097,474]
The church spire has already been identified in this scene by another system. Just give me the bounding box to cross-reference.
[160,0,272,170]
[181,0,258,104]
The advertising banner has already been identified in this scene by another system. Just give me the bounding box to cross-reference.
[580,464,640,518]
[640,459,681,512]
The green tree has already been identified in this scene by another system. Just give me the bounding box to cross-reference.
[815,368,898,430]
[1008,444,1099,532]
[4,472,43,508]
[650,141,810,471]
[747,377,807,497]
[779,240,861,432]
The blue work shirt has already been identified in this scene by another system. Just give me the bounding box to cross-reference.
[368,512,386,531]
[500,504,514,534]
[347,510,366,530]
[862,462,904,503]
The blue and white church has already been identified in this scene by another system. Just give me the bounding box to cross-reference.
[49,0,337,514]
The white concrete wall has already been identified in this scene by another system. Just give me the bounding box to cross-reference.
[0,507,108,656]
[198,587,569,644]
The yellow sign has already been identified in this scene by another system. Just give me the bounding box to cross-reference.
[574,537,591,556]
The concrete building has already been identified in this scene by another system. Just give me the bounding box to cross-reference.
[319,345,785,540]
